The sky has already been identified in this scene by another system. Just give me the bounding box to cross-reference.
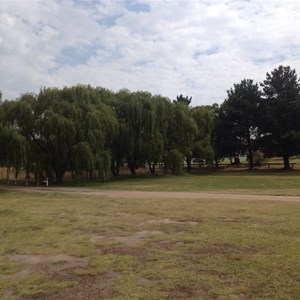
[1,0,300,106]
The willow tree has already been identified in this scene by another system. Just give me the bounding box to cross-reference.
[111,90,153,175]
[0,100,27,179]
[109,91,171,175]
[74,99,118,181]
[8,94,40,178]
[165,102,197,173]
[0,127,27,179]
[29,85,118,183]
[143,95,170,174]
[191,105,215,169]
[0,101,28,178]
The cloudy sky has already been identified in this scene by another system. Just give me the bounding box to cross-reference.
[1,0,300,105]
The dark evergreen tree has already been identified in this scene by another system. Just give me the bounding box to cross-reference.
[261,66,300,169]
[221,79,262,168]
[173,94,192,106]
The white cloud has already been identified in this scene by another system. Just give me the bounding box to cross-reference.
[1,0,300,105]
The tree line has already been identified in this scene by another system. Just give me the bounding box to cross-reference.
[0,65,299,183]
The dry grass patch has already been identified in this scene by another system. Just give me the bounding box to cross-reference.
[0,188,300,299]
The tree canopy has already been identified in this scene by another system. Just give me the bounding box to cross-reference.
[261,66,300,168]
[219,79,262,168]
[1,65,300,182]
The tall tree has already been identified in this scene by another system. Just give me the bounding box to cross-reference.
[191,106,215,169]
[261,66,300,169]
[165,102,197,172]
[220,79,262,169]
[140,95,168,174]
[173,94,192,106]
[111,90,167,175]
[111,90,141,175]
[213,104,241,166]
[0,100,27,178]
[17,85,119,184]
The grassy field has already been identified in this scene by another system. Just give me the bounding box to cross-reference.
[1,173,300,299]
[87,171,300,195]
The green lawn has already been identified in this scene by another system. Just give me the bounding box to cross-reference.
[1,177,300,299]
[269,156,300,163]
[87,171,300,195]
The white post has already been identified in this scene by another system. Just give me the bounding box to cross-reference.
[43,178,49,186]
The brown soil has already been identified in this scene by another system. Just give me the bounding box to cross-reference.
[2,254,89,280]
[91,230,163,246]
[148,218,199,225]
[44,271,120,300]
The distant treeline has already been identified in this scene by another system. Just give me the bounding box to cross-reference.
[1,65,300,183]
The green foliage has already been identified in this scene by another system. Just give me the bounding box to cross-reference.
[165,149,184,174]
[166,102,197,157]
[261,65,300,168]
[191,106,215,165]
[111,91,172,175]
[1,65,300,181]
[2,85,119,183]
[71,142,94,180]
[252,151,265,166]
[218,79,262,168]
[173,94,192,106]
[0,126,27,178]
[96,150,111,181]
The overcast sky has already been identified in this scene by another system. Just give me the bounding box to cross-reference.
[1,0,300,106]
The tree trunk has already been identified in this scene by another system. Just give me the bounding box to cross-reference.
[234,155,240,167]
[115,163,120,176]
[6,167,10,181]
[283,154,290,169]
[111,159,120,176]
[128,161,136,175]
[247,132,253,169]
[25,163,31,180]
[148,162,155,174]
[214,157,219,168]
[186,155,192,172]
[55,170,64,184]
[248,151,253,169]
[52,164,65,184]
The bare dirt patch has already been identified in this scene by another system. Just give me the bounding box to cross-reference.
[43,271,120,300]
[91,230,163,246]
[99,246,146,257]
[190,243,259,255]
[137,277,153,287]
[148,218,199,225]
[7,254,87,266]
[3,254,89,279]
